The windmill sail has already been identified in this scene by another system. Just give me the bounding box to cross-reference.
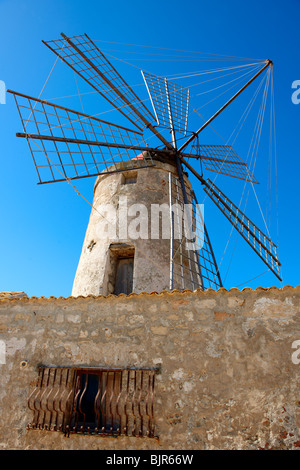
[169,173,222,291]
[202,178,281,280]
[8,90,154,184]
[192,190,223,290]
[42,33,155,132]
[192,143,258,183]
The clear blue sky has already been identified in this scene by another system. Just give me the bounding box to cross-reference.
[0,0,299,297]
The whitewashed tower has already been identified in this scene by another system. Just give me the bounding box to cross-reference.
[72,159,200,296]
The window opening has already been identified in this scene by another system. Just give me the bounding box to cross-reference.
[122,171,137,185]
[114,257,134,295]
[107,244,135,295]
[27,366,157,438]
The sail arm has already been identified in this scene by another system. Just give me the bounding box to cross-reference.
[178,155,281,281]
[42,33,154,130]
[178,60,272,153]
[8,89,160,184]
[169,169,223,291]
[203,179,281,280]
[15,132,156,184]
[43,33,173,149]
[192,191,223,289]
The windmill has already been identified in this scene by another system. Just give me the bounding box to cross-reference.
[7,33,281,293]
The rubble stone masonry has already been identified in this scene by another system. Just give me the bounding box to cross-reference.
[0,285,299,450]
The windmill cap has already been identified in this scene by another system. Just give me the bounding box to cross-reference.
[132,151,149,160]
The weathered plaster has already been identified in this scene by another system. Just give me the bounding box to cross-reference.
[0,285,299,450]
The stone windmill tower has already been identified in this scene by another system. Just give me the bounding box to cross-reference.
[8,34,281,297]
[71,158,197,297]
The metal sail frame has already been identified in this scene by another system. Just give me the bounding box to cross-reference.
[42,33,173,150]
[168,173,222,291]
[9,33,281,286]
[141,71,190,141]
[8,89,156,184]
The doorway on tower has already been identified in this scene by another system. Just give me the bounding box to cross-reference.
[104,243,135,295]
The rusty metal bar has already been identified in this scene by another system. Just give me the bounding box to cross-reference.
[115,370,123,436]
[27,366,158,437]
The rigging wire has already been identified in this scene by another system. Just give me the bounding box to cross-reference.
[221,69,273,285]
[267,74,273,232]
[234,269,271,288]
[193,70,270,284]
[94,38,265,62]
[186,64,262,89]
[186,71,268,152]
[100,48,266,63]
[165,62,266,80]
[106,56,265,63]
[217,142,266,282]
[191,70,268,175]
[44,82,145,102]
[73,71,85,113]
[270,67,282,284]
[246,69,272,238]
[24,40,66,129]
[192,65,262,98]
[191,66,263,113]
[43,66,261,134]
[41,65,263,143]
[185,75,267,285]
[44,63,265,103]
[103,47,265,79]
[224,67,283,283]
[101,48,264,63]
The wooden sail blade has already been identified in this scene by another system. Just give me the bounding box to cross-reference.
[8,90,155,184]
[142,71,190,136]
[42,33,156,132]
[169,173,222,291]
[193,144,258,183]
[202,178,282,280]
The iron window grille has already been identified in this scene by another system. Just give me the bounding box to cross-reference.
[27,366,157,438]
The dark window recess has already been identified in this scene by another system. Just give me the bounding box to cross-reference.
[27,366,157,437]
[114,257,134,295]
[122,173,137,185]
[108,244,135,296]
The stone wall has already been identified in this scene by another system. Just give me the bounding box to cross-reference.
[0,286,300,450]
